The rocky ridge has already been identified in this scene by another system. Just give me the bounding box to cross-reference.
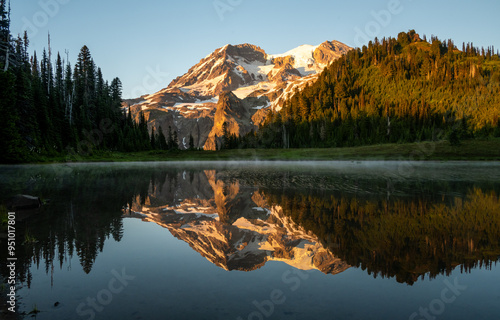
[124,41,351,150]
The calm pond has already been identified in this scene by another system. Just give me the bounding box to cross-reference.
[1,161,500,320]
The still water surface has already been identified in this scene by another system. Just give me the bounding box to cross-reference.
[1,161,499,320]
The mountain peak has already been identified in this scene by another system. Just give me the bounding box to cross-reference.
[124,39,352,150]
[313,40,351,65]
[165,41,350,98]
[165,42,268,97]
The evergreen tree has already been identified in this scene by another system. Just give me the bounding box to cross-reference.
[157,126,168,150]
[172,130,179,150]
[448,128,461,146]
[189,134,195,150]
[222,122,230,149]
[150,126,157,150]
[248,30,500,149]
[110,77,122,110]
[0,0,12,70]
[167,126,172,149]
[0,5,156,162]
[0,71,27,162]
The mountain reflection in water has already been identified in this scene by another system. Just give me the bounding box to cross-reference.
[1,162,499,288]
[125,168,500,285]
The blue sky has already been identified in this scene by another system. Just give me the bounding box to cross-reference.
[10,0,500,99]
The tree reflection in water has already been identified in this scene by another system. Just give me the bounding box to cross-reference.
[1,164,499,287]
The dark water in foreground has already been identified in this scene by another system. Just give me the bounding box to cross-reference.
[1,161,499,320]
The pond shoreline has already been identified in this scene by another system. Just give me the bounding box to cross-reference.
[11,138,500,165]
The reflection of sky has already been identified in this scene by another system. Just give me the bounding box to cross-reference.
[19,218,500,320]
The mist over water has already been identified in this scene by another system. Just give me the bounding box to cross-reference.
[1,161,499,320]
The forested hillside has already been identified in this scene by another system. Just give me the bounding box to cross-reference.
[239,30,500,149]
[3,1,500,163]
[0,2,170,163]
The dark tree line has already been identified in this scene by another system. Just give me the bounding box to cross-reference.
[149,123,180,151]
[0,166,154,281]
[0,2,178,163]
[235,30,500,149]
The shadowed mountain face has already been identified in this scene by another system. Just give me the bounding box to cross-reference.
[127,170,350,274]
[123,41,352,150]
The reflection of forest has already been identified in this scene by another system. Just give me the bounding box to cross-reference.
[127,168,500,284]
[0,166,153,287]
[1,165,499,287]
[263,188,500,284]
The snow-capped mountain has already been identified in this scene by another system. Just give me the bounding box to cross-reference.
[124,41,351,150]
[124,170,350,274]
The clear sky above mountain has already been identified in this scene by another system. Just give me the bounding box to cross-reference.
[10,0,500,98]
